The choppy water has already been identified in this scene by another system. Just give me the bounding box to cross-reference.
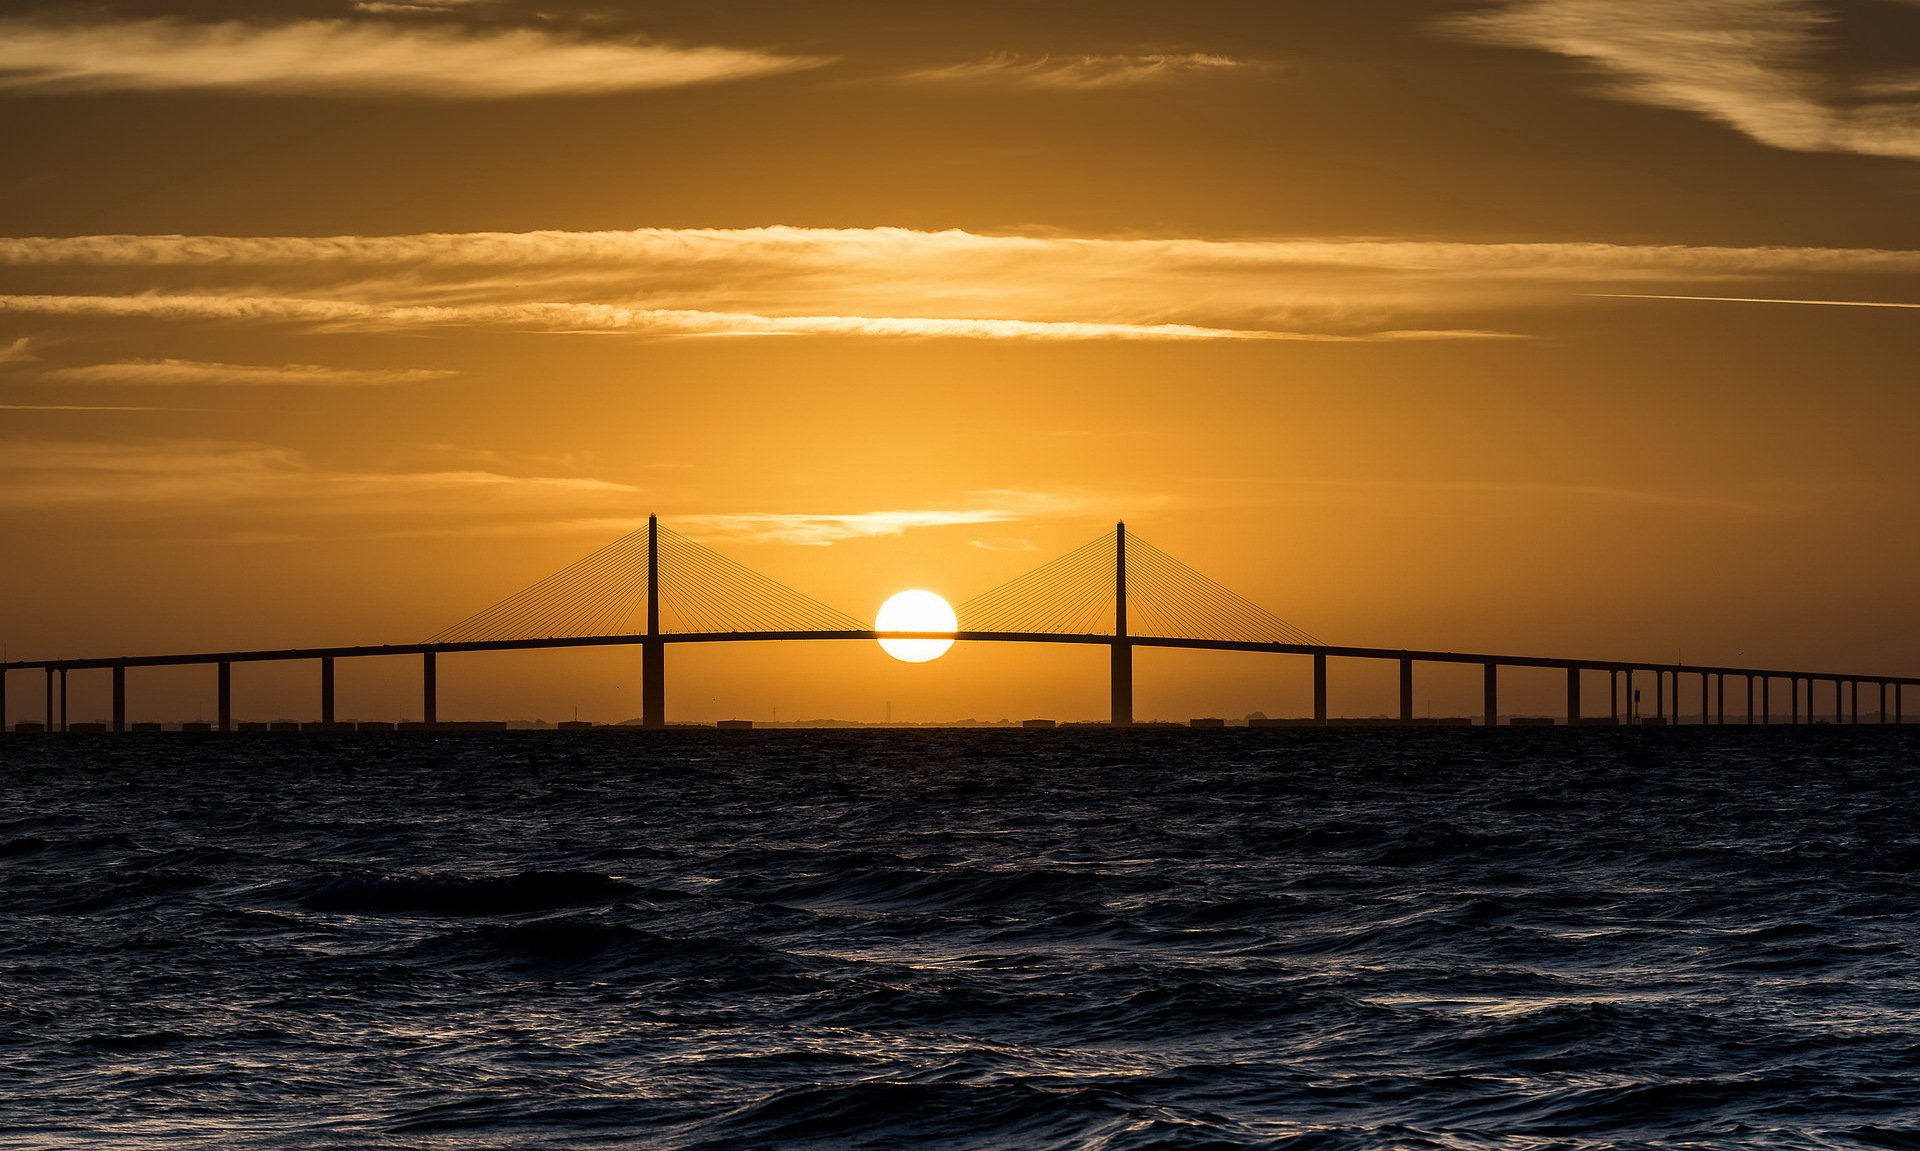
[3,728,1919,1149]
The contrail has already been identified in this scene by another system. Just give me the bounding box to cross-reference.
[1593,292,1920,310]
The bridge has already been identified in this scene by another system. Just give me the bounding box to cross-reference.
[2,517,1912,732]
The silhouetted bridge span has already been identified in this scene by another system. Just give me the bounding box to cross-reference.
[4,518,1911,732]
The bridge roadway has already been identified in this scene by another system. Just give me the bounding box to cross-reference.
[2,630,1911,731]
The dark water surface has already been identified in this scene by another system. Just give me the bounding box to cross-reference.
[3,729,1919,1149]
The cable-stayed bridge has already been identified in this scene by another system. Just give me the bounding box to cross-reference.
[3,517,1912,731]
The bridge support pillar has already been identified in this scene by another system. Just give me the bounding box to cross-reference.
[1880,682,1888,724]
[1897,684,1903,724]
[1716,674,1724,725]
[1566,667,1580,725]
[1483,662,1498,728]
[1610,669,1619,720]
[642,513,666,729]
[321,657,335,726]
[1763,676,1771,725]
[1313,653,1326,725]
[1110,523,1131,726]
[1792,678,1800,725]
[642,639,665,729]
[1746,675,1754,724]
[1110,640,1133,727]
[217,661,231,732]
[44,668,53,731]
[1849,680,1858,725]
[58,669,68,733]
[1700,672,1708,726]
[0,670,7,734]
[1398,657,1413,723]
[112,665,125,733]
[423,652,437,728]
[1656,671,1665,722]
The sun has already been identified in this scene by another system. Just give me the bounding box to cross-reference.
[875,589,957,663]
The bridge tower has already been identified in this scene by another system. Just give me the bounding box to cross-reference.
[1111,522,1132,726]
[642,513,665,728]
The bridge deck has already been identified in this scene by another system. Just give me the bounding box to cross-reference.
[2,631,1912,687]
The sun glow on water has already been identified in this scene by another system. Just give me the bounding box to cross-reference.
[875,590,956,663]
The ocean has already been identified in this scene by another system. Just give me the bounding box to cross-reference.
[2,728,1917,1149]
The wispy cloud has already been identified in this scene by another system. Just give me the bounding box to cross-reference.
[0,336,35,365]
[0,439,639,512]
[42,359,459,386]
[903,52,1261,89]
[675,491,1110,546]
[0,293,1507,342]
[2,226,1915,342]
[1256,475,1819,516]
[1595,292,1920,309]
[675,509,1022,547]
[0,403,183,412]
[0,17,825,99]
[1447,0,1920,160]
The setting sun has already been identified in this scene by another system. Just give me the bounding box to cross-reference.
[875,590,957,663]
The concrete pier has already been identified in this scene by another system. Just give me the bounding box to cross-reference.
[112,665,125,733]
[422,652,437,727]
[1483,662,1498,728]
[1566,666,1580,724]
[1110,523,1131,726]
[321,657,335,726]
[642,514,667,729]
[1313,653,1327,724]
[1399,657,1413,723]
[218,661,231,732]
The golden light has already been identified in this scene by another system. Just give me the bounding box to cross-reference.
[875,589,957,663]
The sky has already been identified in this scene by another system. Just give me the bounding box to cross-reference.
[2,0,1917,725]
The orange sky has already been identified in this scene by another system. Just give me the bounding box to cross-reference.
[2,0,1917,724]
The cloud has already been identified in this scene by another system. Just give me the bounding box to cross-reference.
[674,509,1023,547]
[0,17,825,99]
[42,359,459,386]
[353,0,488,13]
[1595,292,1920,309]
[903,53,1261,89]
[1447,0,1920,160]
[1255,475,1814,516]
[674,491,1112,546]
[3,225,1914,342]
[0,403,182,412]
[0,336,33,364]
[0,439,639,512]
[0,293,1509,342]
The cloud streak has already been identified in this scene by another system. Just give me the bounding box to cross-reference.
[0,293,1508,342]
[1595,292,1920,310]
[2,226,1914,342]
[674,491,1112,546]
[42,359,459,386]
[1448,0,1920,160]
[903,53,1261,89]
[0,17,824,99]
[0,439,639,512]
